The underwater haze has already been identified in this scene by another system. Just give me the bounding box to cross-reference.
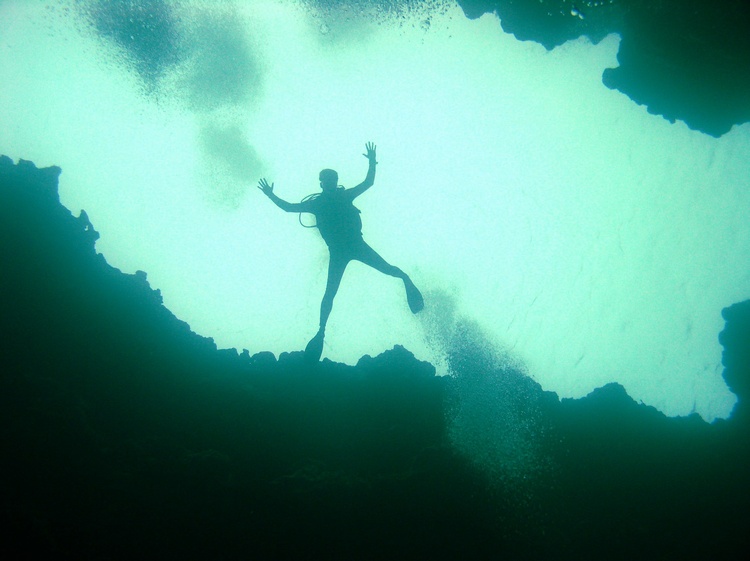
[1,0,749,422]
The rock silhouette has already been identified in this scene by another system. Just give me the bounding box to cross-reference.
[2,155,749,559]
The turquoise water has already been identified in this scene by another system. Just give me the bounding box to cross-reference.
[2,0,748,420]
[1,1,749,558]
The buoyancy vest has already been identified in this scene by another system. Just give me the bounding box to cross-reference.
[305,188,363,247]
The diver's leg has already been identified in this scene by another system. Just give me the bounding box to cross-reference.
[355,242,424,313]
[354,241,406,279]
[319,253,349,330]
[305,253,349,362]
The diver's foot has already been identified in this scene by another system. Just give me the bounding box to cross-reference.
[404,278,424,314]
[304,328,325,363]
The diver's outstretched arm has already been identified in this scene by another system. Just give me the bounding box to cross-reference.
[347,142,377,200]
[258,178,306,212]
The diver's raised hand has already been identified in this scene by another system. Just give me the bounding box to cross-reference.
[363,142,377,164]
[257,178,274,196]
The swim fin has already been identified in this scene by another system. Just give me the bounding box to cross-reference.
[405,278,424,314]
[304,328,325,363]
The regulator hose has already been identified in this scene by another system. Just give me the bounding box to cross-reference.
[298,193,319,228]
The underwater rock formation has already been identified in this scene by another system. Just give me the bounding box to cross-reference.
[720,299,750,421]
[457,0,750,136]
[1,155,749,559]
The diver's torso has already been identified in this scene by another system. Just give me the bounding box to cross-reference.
[310,189,363,249]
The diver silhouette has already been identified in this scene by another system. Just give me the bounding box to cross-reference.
[258,142,424,362]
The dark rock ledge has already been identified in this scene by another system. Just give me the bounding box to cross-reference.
[2,155,749,560]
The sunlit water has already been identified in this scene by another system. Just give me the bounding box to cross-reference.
[1,0,748,421]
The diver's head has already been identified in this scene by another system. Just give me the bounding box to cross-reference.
[319,169,338,192]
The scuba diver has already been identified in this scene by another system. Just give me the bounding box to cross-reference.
[258,142,424,362]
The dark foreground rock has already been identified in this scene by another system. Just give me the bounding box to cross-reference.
[2,155,749,559]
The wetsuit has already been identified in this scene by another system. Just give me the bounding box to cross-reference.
[300,187,412,334]
[306,187,364,253]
